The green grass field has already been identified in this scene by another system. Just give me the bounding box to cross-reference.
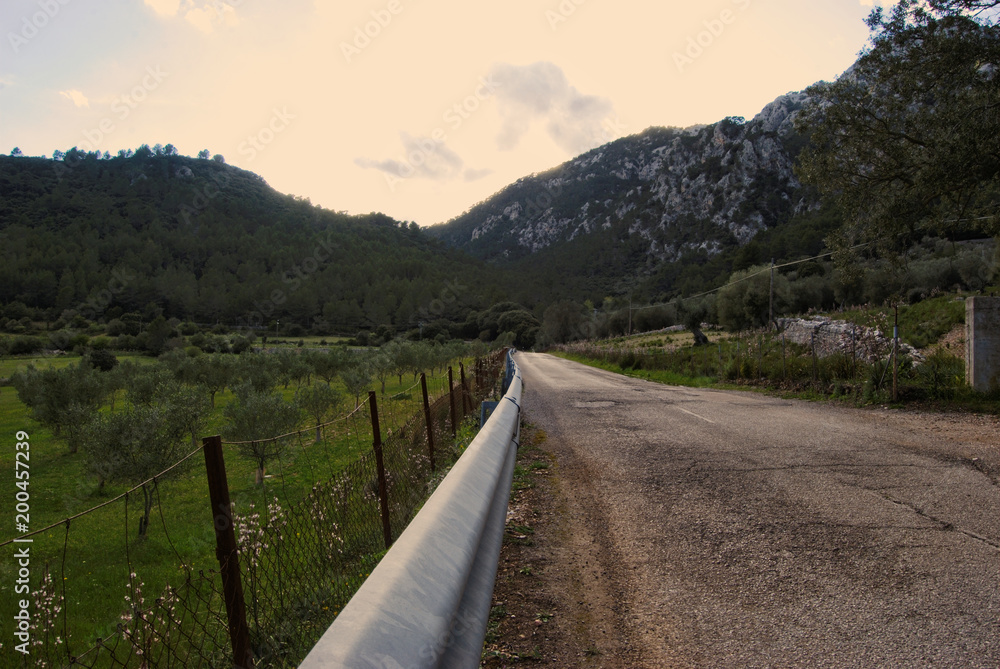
[0,353,156,380]
[0,357,468,662]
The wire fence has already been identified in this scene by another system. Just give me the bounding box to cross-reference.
[1,351,508,669]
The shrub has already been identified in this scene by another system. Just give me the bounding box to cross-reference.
[230,335,252,354]
[916,349,965,398]
[618,350,641,370]
[85,349,119,372]
[10,335,44,355]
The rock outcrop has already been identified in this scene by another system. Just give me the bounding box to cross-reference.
[776,317,925,364]
[431,91,815,267]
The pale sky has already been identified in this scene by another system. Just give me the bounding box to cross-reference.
[1,0,890,226]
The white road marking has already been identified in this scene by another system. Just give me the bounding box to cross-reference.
[677,407,715,424]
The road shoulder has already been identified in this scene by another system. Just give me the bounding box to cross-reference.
[482,422,642,667]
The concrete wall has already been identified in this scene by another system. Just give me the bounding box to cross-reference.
[965,297,1000,392]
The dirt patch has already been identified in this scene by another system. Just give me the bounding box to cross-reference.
[925,323,966,356]
[879,406,1000,485]
[482,423,641,667]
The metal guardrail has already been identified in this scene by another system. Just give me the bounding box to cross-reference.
[299,352,522,669]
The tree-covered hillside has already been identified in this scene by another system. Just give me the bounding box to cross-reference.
[0,150,506,333]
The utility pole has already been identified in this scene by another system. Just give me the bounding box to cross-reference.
[767,258,774,329]
[628,297,633,336]
[769,259,775,330]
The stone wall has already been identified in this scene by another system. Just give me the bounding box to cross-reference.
[775,317,924,364]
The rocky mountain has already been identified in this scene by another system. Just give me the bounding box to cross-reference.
[429,91,821,299]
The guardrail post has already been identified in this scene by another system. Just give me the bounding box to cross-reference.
[368,392,393,550]
[448,366,457,439]
[420,373,436,472]
[202,435,254,669]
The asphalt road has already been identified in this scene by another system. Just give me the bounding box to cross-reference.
[516,352,1000,668]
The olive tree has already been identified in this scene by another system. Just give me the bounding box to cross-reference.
[340,356,373,408]
[295,383,343,443]
[223,385,301,484]
[12,362,107,453]
[83,403,194,538]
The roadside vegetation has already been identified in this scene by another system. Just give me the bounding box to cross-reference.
[0,335,502,654]
[551,290,998,413]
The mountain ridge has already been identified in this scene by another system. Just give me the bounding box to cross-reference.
[0,151,504,332]
[428,90,819,298]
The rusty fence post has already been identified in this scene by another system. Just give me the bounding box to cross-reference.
[448,366,457,439]
[202,435,254,669]
[459,362,472,415]
[420,373,436,472]
[368,391,393,549]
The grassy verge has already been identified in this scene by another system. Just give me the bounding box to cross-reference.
[549,348,1000,414]
[552,350,721,389]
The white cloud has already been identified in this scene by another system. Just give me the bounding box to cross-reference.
[355,133,468,182]
[58,89,89,108]
[488,62,619,156]
[143,0,240,32]
[144,0,182,17]
[463,167,493,182]
[185,3,239,33]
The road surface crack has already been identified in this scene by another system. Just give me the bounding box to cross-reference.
[878,492,1000,550]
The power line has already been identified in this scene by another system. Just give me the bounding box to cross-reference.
[632,241,876,313]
